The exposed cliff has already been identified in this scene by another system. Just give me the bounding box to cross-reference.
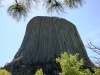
[4,16,94,75]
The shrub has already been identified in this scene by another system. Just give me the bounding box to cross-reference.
[34,68,44,75]
[0,69,12,75]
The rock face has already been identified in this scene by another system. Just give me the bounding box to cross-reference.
[4,16,94,75]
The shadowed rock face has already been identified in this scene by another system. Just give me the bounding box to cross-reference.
[4,16,94,75]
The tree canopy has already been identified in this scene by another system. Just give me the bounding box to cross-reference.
[0,0,84,21]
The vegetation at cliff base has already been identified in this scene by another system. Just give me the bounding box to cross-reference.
[0,69,12,75]
[34,69,44,75]
[34,52,100,75]
[1,52,100,75]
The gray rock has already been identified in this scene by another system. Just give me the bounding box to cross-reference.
[4,16,94,75]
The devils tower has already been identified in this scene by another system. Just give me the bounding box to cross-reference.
[4,16,94,75]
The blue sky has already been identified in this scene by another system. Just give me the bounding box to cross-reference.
[0,0,100,67]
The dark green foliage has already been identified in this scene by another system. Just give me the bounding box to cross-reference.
[6,0,84,21]
[7,1,29,21]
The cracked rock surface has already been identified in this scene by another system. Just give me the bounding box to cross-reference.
[4,16,94,75]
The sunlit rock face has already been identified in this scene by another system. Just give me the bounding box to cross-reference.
[4,16,94,75]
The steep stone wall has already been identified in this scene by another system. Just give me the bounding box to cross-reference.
[4,16,94,75]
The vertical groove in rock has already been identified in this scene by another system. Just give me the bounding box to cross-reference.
[14,16,93,64]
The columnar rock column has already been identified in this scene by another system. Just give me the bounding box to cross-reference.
[4,16,94,75]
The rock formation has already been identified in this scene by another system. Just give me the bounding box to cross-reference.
[4,16,94,75]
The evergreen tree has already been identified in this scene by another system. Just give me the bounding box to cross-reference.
[0,0,84,21]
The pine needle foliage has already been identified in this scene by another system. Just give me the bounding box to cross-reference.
[7,1,29,21]
[23,0,37,8]
[64,0,83,8]
[7,0,84,21]
[44,0,65,14]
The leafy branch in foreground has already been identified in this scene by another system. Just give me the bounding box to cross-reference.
[7,1,29,21]
[7,0,84,21]
[44,0,65,14]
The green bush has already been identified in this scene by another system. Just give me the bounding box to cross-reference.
[56,52,93,75]
[0,69,12,75]
[1,52,100,75]
[34,69,44,75]
[56,52,84,75]
[34,52,100,75]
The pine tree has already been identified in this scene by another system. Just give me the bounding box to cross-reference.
[0,0,85,21]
